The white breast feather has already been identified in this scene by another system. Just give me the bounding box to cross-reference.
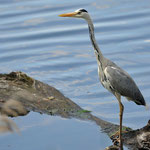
[98,67,113,93]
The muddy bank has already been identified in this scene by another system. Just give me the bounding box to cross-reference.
[0,72,149,149]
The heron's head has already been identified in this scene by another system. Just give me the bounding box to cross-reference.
[59,8,89,20]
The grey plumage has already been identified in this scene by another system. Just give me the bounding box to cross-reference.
[59,9,147,149]
[87,12,146,107]
[99,58,146,106]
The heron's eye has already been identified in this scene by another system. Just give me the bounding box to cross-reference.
[78,11,82,15]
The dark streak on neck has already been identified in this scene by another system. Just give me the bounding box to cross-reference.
[88,25,102,64]
[88,25,106,81]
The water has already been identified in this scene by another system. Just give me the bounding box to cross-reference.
[0,0,150,149]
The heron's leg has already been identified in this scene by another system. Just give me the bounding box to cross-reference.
[115,93,124,150]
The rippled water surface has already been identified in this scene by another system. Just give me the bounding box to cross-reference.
[0,0,150,149]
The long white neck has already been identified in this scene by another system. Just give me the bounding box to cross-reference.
[85,17,104,63]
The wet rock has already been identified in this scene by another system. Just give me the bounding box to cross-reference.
[0,71,82,118]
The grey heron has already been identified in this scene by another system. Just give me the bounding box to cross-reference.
[59,9,147,149]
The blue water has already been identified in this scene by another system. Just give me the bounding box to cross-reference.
[0,0,150,149]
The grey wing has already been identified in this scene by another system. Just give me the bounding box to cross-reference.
[104,65,146,106]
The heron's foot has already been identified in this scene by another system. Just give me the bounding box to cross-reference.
[110,128,130,146]
[110,131,120,146]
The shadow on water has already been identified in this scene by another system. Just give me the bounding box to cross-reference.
[0,72,149,150]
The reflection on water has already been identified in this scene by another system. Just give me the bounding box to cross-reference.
[0,0,150,149]
[0,112,111,150]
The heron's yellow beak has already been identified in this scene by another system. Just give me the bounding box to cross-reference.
[59,12,77,17]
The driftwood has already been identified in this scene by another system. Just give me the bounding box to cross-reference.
[0,72,149,150]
